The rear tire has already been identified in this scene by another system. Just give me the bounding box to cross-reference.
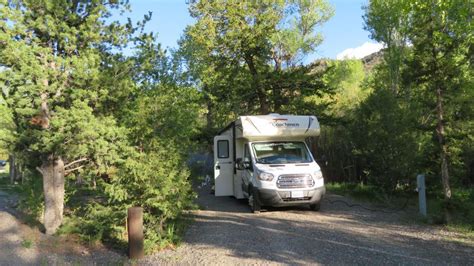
[310,202,321,211]
[249,188,261,213]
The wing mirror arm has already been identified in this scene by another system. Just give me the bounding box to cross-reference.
[243,159,252,171]
[236,158,252,171]
[235,158,243,170]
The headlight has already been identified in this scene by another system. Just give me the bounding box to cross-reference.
[313,170,323,179]
[258,171,274,181]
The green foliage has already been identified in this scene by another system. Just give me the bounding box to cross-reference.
[17,172,44,220]
[1,0,201,252]
[425,188,474,230]
[60,35,201,255]
[124,85,204,155]
[322,59,368,117]
[59,204,127,248]
[362,0,473,192]
[321,0,472,201]
[316,125,355,182]
[328,181,474,231]
[363,0,410,92]
[350,87,420,191]
[21,239,33,249]
[326,182,385,202]
[318,0,474,233]
[180,0,334,128]
[61,143,196,254]
[63,22,201,254]
[0,101,14,151]
[0,0,134,166]
[1,0,470,252]
[311,60,369,183]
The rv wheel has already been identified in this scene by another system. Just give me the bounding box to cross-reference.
[310,202,321,211]
[249,189,261,213]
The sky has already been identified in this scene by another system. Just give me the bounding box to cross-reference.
[122,0,382,61]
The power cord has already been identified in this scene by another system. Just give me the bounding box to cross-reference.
[324,196,410,214]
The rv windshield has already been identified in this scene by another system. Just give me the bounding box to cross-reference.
[252,142,313,164]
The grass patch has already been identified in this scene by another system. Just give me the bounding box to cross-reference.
[21,239,33,248]
[425,188,474,231]
[326,182,395,203]
[58,212,194,255]
[327,182,474,237]
[0,165,23,194]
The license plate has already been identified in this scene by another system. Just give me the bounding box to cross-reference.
[291,191,304,198]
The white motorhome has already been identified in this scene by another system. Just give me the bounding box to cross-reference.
[214,114,325,213]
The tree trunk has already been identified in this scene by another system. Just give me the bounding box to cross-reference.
[41,155,65,235]
[273,57,283,113]
[244,54,269,114]
[9,154,15,184]
[15,163,22,184]
[204,90,214,134]
[273,80,282,114]
[436,87,451,200]
[37,64,64,234]
[257,90,269,114]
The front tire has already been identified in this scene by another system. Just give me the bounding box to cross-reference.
[310,202,321,211]
[249,188,261,213]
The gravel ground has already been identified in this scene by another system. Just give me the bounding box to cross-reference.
[141,186,474,265]
[0,188,125,266]
[1,184,473,265]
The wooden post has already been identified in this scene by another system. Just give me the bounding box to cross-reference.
[127,207,144,259]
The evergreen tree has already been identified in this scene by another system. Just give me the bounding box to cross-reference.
[0,0,134,234]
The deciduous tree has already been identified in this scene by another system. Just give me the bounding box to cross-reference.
[180,0,333,125]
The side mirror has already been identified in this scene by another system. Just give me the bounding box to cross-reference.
[243,162,251,169]
[235,158,244,170]
[243,158,252,170]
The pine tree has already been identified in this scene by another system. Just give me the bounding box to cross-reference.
[0,0,133,234]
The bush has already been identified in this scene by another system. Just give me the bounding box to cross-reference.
[350,87,420,192]
[18,173,44,221]
[60,141,196,254]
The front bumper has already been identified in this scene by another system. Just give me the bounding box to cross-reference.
[255,186,326,207]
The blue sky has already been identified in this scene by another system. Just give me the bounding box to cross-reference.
[123,0,379,61]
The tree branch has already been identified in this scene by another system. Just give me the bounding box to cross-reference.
[65,165,85,175]
[36,166,44,175]
[65,157,88,169]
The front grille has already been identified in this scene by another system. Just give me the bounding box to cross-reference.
[282,197,312,202]
[277,174,314,189]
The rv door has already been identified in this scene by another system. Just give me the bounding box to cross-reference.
[214,135,234,196]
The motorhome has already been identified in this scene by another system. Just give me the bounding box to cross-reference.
[213,114,325,213]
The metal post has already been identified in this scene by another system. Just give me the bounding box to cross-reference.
[417,174,427,217]
[127,207,144,259]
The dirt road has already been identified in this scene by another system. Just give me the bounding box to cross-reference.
[1,184,473,265]
[0,189,123,266]
[143,186,474,265]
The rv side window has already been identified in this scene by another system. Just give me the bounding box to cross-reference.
[217,140,229,158]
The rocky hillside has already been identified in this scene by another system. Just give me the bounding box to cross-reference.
[361,50,383,72]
